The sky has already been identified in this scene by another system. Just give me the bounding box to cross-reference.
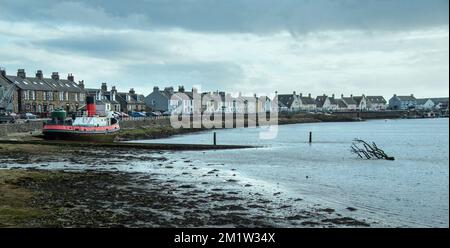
[0,0,448,98]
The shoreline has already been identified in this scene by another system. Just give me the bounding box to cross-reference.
[0,143,372,228]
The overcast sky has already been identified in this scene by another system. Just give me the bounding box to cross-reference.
[0,0,448,98]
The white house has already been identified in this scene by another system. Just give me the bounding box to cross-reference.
[366,96,387,111]
[298,93,316,111]
[277,92,301,112]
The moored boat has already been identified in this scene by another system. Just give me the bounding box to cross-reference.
[43,96,120,142]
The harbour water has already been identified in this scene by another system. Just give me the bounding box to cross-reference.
[133,118,449,227]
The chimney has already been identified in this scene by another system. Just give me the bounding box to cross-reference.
[192,87,198,94]
[78,80,85,89]
[332,94,335,99]
[36,70,43,79]
[275,91,278,96]
[308,93,311,98]
[293,91,296,95]
[67,73,74,82]
[410,94,414,97]
[101,83,107,92]
[394,94,397,97]
[51,72,59,80]
[299,93,303,98]
[0,68,5,77]
[164,87,174,95]
[129,88,135,95]
[17,69,26,78]
[111,86,117,92]
[178,85,185,93]
[153,86,159,92]
[350,94,353,98]
[341,94,344,98]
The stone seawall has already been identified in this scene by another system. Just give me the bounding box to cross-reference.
[0,121,43,137]
[332,111,406,119]
[119,117,170,129]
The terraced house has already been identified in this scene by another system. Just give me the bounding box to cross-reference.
[0,69,85,116]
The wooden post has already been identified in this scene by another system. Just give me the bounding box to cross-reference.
[309,131,312,143]
[213,132,217,146]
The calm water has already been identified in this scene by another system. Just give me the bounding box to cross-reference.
[134,118,449,227]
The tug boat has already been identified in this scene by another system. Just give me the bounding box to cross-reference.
[43,96,120,142]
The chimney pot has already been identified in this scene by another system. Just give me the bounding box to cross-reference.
[101,83,107,91]
[153,86,159,92]
[51,72,59,80]
[1,68,6,77]
[78,80,85,89]
[308,93,311,98]
[17,69,26,78]
[36,70,43,79]
[67,73,74,82]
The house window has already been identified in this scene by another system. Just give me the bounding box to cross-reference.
[47,92,54,101]
[65,92,69,101]
[79,93,85,102]
[43,91,47,101]
[23,90,30,100]
[74,93,78,102]
[59,92,64,101]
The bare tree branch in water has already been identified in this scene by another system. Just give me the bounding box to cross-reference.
[351,139,395,161]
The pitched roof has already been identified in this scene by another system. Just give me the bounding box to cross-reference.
[336,99,348,108]
[315,95,327,107]
[430,97,449,104]
[396,95,416,101]
[352,96,366,105]
[366,96,387,104]
[341,97,357,105]
[328,97,339,105]
[416,98,431,105]
[299,96,315,105]
[277,94,296,108]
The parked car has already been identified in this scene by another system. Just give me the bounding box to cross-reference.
[146,111,161,117]
[131,112,146,117]
[0,113,16,123]
[113,112,129,118]
[21,112,37,120]
[162,111,172,116]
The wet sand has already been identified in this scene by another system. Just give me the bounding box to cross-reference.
[0,144,370,228]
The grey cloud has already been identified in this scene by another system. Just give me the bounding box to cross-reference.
[0,0,448,34]
[28,34,171,59]
[125,62,245,92]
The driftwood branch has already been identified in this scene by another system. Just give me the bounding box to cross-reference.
[351,139,395,161]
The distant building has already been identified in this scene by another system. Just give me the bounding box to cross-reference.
[117,88,146,113]
[145,86,197,114]
[298,93,316,111]
[276,92,301,112]
[340,95,358,111]
[315,94,339,111]
[366,96,387,111]
[389,94,417,110]
[416,97,449,110]
[351,95,367,111]
[0,68,85,116]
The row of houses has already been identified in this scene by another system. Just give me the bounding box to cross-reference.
[1,68,448,116]
[0,69,145,116]
[145,87,392,114]
[389,94,449,111]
